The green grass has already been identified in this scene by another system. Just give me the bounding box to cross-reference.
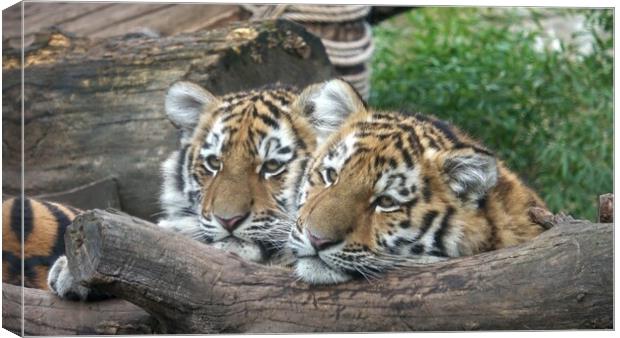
[370,8,613,221]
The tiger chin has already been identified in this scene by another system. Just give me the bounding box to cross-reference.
[287,80,550,285]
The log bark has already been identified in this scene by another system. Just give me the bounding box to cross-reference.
[598,193,613,223]
[2,283,156,335]
[55,209,613,333]
[2,19,334,221]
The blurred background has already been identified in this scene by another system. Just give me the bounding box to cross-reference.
[370,8,613,221]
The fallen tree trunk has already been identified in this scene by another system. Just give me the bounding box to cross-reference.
[2,283,156,335]
[54,209,612,333]
[2,19,333,221]
[3,210,612,334]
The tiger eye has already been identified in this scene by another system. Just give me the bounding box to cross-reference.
[377,195,397,208]
[205,155,221,171]
[264,159,283,173]
[325,167,338,184]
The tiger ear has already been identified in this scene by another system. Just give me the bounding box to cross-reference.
[442,148,498,202]
[294,79,368,143]
[165,81,219,132]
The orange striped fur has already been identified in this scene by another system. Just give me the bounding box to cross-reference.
[287,80,548,284]
[2,197,80,289]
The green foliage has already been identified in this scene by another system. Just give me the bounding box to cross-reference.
[370,8,613,220]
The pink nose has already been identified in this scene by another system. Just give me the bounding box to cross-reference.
[307,231,341,251]
[215,213,249,232]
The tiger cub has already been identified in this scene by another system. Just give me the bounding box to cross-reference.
[287,80,549,284]
[38,79,357,299]
[156,80,358,262]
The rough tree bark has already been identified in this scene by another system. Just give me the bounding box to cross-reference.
[598,194,613,223]
[2,283,156,335]
[2,19,334,220]
[19,209,605,334]
[3,210,612,334]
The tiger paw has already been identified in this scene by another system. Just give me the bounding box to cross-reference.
[47,256,90,301]
[47,256,112,301]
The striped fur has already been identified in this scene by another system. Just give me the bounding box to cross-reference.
[158,80,354,263]
[288,82,549,284]
[8,80,354,301]
[2,197,79,290]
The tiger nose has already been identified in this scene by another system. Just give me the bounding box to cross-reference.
[215,212,250,232]
[307,231,342,251]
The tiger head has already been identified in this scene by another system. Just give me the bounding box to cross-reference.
[288,83,547,284]
[159,79,361,262]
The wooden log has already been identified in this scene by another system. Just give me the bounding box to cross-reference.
[2,283,156,335]
[598,193,613,223]
[2,19,334,221]
[59,209,611,333]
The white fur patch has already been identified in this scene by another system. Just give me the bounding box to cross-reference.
[288,227,351,284]
[199,116,227,173]
[48,256,91,301]
[423,147,438,160]
[441,221,464,257]
[160,150,194,221]
[307,80,360,144]
[295,257,352,284]
[158,215,200,234]
[445,153,498,201]
[212,238,263,262]
[287,227,315,257]
[165,81,216,132]
[256,126,296,177]
[296,175,312,208]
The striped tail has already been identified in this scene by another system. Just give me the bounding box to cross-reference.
[2,197,81,290]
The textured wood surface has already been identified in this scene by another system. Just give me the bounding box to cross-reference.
[2,282,155,335]
[598,193,613,223]
[2,19,334,220]
[2,3,246,48]
[59,209,612,333]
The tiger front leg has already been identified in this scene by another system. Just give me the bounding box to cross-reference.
[47,256,112,301]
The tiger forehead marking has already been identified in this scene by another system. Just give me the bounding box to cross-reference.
[196,93,301,175]
[315,130,422,203]
[372,162,420,205]
[288,86,549,285]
